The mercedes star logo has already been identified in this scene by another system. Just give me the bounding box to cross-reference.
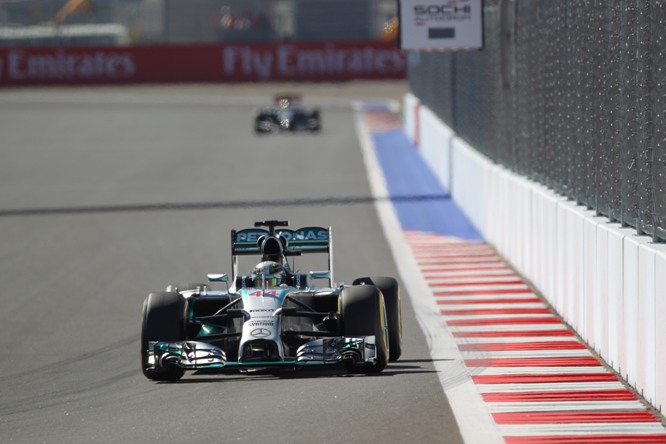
[251,328,271,338]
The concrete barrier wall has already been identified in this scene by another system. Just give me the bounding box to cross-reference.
[656,251,666,410]
[404,92,666,412]
[419,106,454,192]
[403,93,419,148]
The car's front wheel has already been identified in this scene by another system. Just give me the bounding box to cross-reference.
[352,277,402,361]
[340,285,389,373]
[140,291,186,381]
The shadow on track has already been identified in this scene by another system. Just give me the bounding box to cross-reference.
[0,194,450,217]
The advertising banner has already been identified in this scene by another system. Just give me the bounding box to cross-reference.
[399,0,483,51]
[0,40,405,86]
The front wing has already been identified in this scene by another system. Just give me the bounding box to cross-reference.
[146,336,378,371]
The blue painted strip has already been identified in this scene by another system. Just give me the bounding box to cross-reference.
[372,128,483,241]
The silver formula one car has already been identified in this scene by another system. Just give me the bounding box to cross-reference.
[254,94,321,134]
[141,220,402,381]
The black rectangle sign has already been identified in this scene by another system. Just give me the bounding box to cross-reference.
[428,28,455,39]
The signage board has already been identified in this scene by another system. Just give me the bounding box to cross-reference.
[0,41,406,86]
[400,0,483,51]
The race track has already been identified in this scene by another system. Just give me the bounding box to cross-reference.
[0,83,466,444]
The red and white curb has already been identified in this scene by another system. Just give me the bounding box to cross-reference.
[358,112,503,443]
[405,230,666,444]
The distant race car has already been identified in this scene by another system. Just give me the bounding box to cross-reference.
[140,220,402,381]
[254,94,321,134]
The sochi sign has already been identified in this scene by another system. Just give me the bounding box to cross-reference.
[400,0,483,51]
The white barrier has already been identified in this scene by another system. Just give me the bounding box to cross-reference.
[450,136,487,232]
[420,106,454,192]
[582,214,598,343]
[403,93,419,145]
[534,185,563,305]
[638,242,657,406]
[405,97,666,412]
[593,223,609,357]
[622,236,639,386]
[606,226,626,370]
[656,249,666,411]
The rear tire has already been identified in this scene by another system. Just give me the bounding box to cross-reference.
[340,285,388,373]
[311,110,321,132]
[352,277,402,361]
[141,291,186,381]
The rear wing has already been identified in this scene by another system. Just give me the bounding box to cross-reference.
[230,225,333,286]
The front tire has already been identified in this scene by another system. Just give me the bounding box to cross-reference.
[141,291,186,381]
[340,285,388,373]
[352,277,402,361]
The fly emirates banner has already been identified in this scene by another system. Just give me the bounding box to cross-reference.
[0,41,405,86]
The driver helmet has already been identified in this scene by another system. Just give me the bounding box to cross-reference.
[252,261,285,287]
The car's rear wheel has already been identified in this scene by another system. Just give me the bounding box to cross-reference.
[141,291,186,381]
[352,277,402,361]
[311,110,321,132]
[340,285,388,373]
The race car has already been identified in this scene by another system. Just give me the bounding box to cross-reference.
[140,220,402,381]
[254,94,321,134]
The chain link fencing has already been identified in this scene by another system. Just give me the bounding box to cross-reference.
[408,0,666,242]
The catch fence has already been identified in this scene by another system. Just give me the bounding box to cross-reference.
[408,0,666,241]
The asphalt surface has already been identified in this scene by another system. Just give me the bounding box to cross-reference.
[0,82,465,444]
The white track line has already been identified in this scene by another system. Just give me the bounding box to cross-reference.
[476,381,626,393]
[455,336,584,344]
[450,324,570,332]
[476,382,627,392]
[498,423,666,436]
[487,401,648,412]
[461,349,595,358]
[472,366,611,375]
